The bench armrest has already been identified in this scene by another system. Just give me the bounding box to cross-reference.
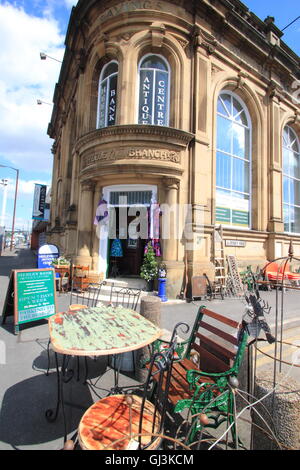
[186,367,236,389]
[152,338,189,361]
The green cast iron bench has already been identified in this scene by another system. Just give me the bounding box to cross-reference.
[150,306,249,446]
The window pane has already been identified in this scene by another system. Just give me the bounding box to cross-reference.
[294,207,300,233]
[217,97,228,116]
[102,62,118,79]
[219,94,231,116]
[283,148,290,175]
[232,158,249,193]
[290,151,300,179]
[283,204,290,232]
[141,55,167,71]
[283,127,289,146]
[232,98,248,126]
[231,192,249,227]
[107,74,117,126]
[289,179,300,207]
[154,71,168,125]
[232,123,249,158]
[216,152,231,189]
[283,177,289,204]
[217,115,231,154]
[98,81,107,128]
[138,70,154,124]
[216,188,232,224]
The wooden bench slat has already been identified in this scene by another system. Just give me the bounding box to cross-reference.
[151,358,216,406]
[200,308,239,328]
[195,332,236,360]
[199,320,238,345]
[191,343,229,373]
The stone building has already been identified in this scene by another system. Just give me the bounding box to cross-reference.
[47,0,300,298]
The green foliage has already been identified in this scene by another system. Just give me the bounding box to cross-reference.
[51,256,70,266]
[140,242,158,281]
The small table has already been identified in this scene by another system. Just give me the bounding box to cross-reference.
[54,266,70,292]
[46,305,162,441]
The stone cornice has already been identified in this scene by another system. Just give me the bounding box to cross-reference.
[75,125,194,153]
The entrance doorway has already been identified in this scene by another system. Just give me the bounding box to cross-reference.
[99,184,158,279]
[108,209,146,277]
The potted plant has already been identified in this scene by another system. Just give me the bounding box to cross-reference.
[140,242,158,291]
[52,256,70,267]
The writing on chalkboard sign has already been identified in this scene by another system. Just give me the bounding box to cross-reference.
[2,268,57,334]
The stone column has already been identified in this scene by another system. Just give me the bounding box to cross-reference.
[75,180,95,266]
[91,183,102,271]
[161,178,184,298]
[268,90,284,233]
[162,177,179,261]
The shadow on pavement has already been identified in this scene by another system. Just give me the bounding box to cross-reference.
[0,368,95,449]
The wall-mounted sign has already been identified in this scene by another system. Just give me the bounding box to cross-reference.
[225,240,246,248]
[2,268,56,334]
[32,184,47,220]
[37,244,60,269]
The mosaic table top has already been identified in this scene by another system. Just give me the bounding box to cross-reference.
[48,305,162,356]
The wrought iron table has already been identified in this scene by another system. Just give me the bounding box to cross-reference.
[45,305,162,441]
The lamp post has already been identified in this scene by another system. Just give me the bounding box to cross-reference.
[0,165,19,251]
[40,52,62,63]
[0,179,8,227]
[37,99,53,106]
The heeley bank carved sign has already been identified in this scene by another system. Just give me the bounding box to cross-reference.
[82,148,181,168]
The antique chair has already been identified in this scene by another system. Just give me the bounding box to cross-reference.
[65,326,179,450]
[69,280,109,310]
[46,281,110,376]
[71,265,90,291]
[107,285,142,379]
[109,285,142,311]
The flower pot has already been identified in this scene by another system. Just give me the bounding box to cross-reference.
[146,279,154,292]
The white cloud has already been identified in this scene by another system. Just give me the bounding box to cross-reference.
[64,0,76,7]
[0,3,65,172]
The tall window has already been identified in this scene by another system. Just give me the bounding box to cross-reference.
[283,125,300,233]
[138,54,170,126]
[97,61,118,128]
[216,92,251,228]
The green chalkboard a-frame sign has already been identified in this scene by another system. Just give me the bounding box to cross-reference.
[2,268,57,334]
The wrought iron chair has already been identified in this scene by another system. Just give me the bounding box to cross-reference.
[109,285,142,310]
[68,325,180,450]
[46,281,110,376]
[107,285,142,380]
[69,280,108,309]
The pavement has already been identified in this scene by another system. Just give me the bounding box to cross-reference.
[0,247,299,450]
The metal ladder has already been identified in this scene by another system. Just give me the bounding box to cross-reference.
[213,225,226,295]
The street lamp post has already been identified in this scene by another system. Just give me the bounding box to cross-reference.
[0,165,19,251]
[0,179,8,227]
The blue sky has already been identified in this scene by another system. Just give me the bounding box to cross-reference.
[0,0,299,231]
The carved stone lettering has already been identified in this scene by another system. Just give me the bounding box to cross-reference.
[83,148,181,168]
[99,1,165,23]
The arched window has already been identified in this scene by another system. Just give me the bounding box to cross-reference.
[215,92,251,228]
[138,54,170,126]
[283,125,300,233]
[97,61,118,128]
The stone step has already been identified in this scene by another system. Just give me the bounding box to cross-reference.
[105,277,147,290]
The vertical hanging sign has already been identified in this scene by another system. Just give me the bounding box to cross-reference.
[154,71,168,126]
[32,184,47,221]
[107,75,117,126]
[139,70,154,124]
